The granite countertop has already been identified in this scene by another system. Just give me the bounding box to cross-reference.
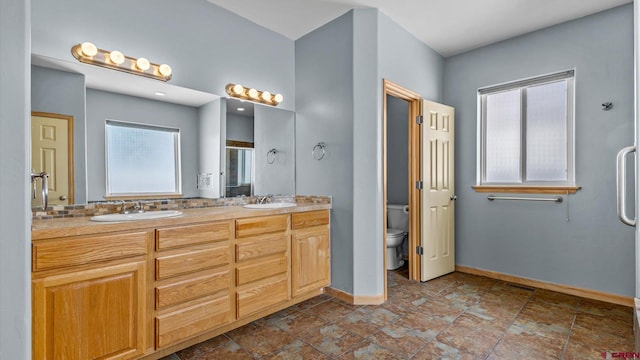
[31,203,331,240]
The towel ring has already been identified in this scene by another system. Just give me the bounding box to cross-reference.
[267,148,278,164]
[312,142,326,160]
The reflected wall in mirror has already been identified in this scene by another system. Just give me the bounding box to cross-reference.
[223,98,295,196]
[31,63,295,206]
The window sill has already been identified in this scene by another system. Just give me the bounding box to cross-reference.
[472,185,581,195]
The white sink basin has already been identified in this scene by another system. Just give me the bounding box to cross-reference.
[90,210,183,222]
[243,203,297,209]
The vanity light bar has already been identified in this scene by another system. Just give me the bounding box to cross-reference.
[225,83,283,106]
[71,42,172,82]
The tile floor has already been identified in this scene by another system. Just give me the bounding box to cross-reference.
[163,269,633,359]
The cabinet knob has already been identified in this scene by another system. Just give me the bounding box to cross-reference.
[59,195,68,200]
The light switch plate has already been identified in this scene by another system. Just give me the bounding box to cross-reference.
[197,173,214,190]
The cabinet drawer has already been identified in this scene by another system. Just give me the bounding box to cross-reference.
[156,246,230,280]
[156,295,232,348]
[235,215,289,238]
[292,210,330,229]
[156,221,231,250]
[236,256,287,286]
[33,231,148,271]
[236,233,287,262]
[237,278,288,318]
[156,270,231,309]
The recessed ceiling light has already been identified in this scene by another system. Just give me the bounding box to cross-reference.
[155,91,166,96]
[237,107,245,111]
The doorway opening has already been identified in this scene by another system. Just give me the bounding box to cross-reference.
[382,79,421,300]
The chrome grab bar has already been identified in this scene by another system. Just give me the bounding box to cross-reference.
[30,171,49,210]
[487,195,563,203]
[616,145,636,227]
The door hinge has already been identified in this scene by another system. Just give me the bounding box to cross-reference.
[416,246,424,255]
[416,180,423,190]
[416,115,423,125]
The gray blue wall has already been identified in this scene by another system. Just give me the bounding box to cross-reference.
[86,89,200,201]
[226,113,254,143]
[31,66,88,203]
[0,0,31,357]
[254,106,296,195]
[387,95,409,205]
[297,9,444,297]
[31,0,295,111]
[296,12,356,293]
[444,4,635,296]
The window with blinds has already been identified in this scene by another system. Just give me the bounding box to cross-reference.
[105,120,182,196]
[478,70,575,186]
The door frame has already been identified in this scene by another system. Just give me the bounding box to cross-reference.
[382,79,422,299]
[31,111,75,205]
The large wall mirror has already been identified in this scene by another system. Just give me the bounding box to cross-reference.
[31,56,295,206]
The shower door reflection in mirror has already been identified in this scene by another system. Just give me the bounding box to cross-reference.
[225,144,254,197]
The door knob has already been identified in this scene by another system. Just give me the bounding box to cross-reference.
[450,195,457,201]
[59,195,68,201]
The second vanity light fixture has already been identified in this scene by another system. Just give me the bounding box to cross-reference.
[71,42,172,82]
[225,83,283,106]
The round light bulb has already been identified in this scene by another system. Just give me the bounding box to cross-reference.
[261,91,272,102]
[135,58,150,71]
[247,88,259,99]
[158,64,172,77]
[232,84,244,95]
[273,94,284,104]
[80,42,98,57]
[109,50,125,65]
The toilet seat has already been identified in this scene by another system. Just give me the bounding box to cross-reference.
[387,228,405,237]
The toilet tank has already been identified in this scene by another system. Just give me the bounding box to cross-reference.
[387,204,409,231]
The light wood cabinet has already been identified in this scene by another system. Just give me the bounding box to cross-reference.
[32,231,151,360]
[153,221,234,349]
[234,214,290,318]
[292,210,331,297]
[32,207,331,359]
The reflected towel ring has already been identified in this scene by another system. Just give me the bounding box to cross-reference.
[267,148,278,164]
[312,142,326,160]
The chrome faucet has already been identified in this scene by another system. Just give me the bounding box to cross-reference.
[256,195,270,204]
[30,171,49,210]
[121,201,144,214]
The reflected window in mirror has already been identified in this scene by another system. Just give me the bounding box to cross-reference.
[225,141,254,197]
[105,120,182,197]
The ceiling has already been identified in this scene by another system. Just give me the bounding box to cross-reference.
[207,0,632,56]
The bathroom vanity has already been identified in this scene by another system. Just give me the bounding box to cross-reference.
[30,203,330,359]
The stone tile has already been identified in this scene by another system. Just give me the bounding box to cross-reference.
[436,314,504,358]
[465,299,521,328]
[578,299,633,322]
[254,306,300,327]
[337,340,402,360]
[291,294,332,311]
[568,323,633,350]
[263,339,332,360]
[573,311,633,339]
[177,339,253,360]
[488,329,565,360]
[563,340,618,360]
[438,286,485,308]
[334,310,385,338]
[518,299,576,326]
[368,318,438,358]
[303,324,364,357]
[302,299,355,323]
[227,323,297,357]
[275,312,328,337]
[509,317,572,341]
[175,334,230,359]
[417,299,465,323]
[411,340,476,360]
[352,306,401,327]
[530,289,581,310]
[160,354,181,360]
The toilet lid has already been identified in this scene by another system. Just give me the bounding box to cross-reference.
[387,229,405,236]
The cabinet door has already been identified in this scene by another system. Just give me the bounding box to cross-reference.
[32,261,146,360]
[292,226,330,297]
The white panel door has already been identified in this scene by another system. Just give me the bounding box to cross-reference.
[421,100,455,282]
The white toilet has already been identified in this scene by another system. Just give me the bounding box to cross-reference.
[387,204,409,270]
